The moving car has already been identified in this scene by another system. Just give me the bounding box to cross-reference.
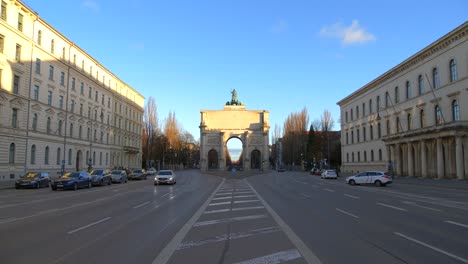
[15,172,50,189]
[154,170,176,185]
[51,171,92,190]
[321,170,338,179]
[146,168,157,176]
[128,169,147,180]
[111,170,128,183]
[346,171,392,187]
[89,169,112,186]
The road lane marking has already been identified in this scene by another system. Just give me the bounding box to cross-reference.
[152,179,225,264]
[177,226,281,250]
[233,195,256,198]
[133,201,150,209]
[233,249,302,264]
[246,181,323,264]
[344,194,360,199]
[212,196,233,201]
[0,217,17,224]
[232,191,254,194]
[204,206,265,214]
[209,201,231,206]
[377,202,407,212]
[324,188,335,192]
[336,208,359,219]
[67,217,112,234]
[193,214,267,227]
[394,232,468,263]
[233,199,260,204]
[445,220,468,229]
[401,201,442,212]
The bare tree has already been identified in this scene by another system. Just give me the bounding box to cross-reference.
[143,97,159,168]
[320,109,335,166]
[282,107,309,169]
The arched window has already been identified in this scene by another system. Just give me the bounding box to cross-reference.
[418,75,424,95]
[37,30,42,45]
[435,105,442,125]
[432,68,439,89]
[68,148,72,165]
[9,143,15,164]
[452,100,460,121]
[31,145,36,164]
[394,86,399,104]
[449,59,457,82]
[420,109,426,128]
[44,146,49,165]
[407,113,412,130]
[56,147,61,165]
[46,117,51,134]
[406,81,411,99]
[32,113,38,130]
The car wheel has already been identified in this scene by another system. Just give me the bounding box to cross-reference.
[349,180,356,186]
[73,183,78,191]
[375,180,382,187]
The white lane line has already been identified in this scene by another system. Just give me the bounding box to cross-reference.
[233,199,260,204]
[177,226,281,250]
[215,192,233,196]
[246,181,323,264]
[233,249,302,264]
[232,191,254,194]
[233,195,256,198]
[67,217,112,234]
[212,196,232,201]
[445,220,468,229]
[209,201,231,206]
[344,194,360,199]
[394,232,468,263]
[0,217,17,224]
[336,208,359,219]
[401,201,442,212]
[152,179,225,264]
[377,202,407,212]
[193,214,267,227]
[133,201,150,209]
[324,188,335,193]
[204,206,265,214]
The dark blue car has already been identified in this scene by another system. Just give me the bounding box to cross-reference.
[51,171,92,191]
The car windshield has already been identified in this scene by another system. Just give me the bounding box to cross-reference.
[133,170,142,173]
[158,171,172,176]
[111,171,122,175]
[90,170,103,175]
[24,172,38,178]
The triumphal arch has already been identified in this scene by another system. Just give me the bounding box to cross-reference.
[199,90,270,172]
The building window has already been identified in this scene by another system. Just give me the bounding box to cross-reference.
[407,113,412,130]
[13,75,19,94]
[46,117,51,134]
[99,152,102,165]
[60,72,65,85]
[377,122,381,139]
[358,152,361,162]
[56,148,61,165]
[378,149,382,161]
[101,94,104,105]
[80,82,84,95]
[12,108,18,128]
[351,130,354,144]
[37,30,42,45]
[351,109,353,120]
[107,97,111,108]
[106,153,108,165]
[370,125,374,140]
[93,152,96,165]
[362,103,365,117]
[432,68,439,89]
[35,58,41,74]
[396,117,400,133]
[33,85,39,100]
[376,96,380,111]
[352,152,355,162]
[386,119,390,135]
[80,103,83,116]
[15,44,21,61]
[17,13,23,31]
[94,110,97,120]
[32,113,38,130]
[59,95,63,109]
[363,127,366,141]
[86,151,89,163]
[452,100,460,121]
[346,153,349,163]
[47,91,52,105]
[31,145,37,164]
[385,92,390,108]
[418,75,424,95]
[95,91,98,102]
[1,1,7,21]
[87,127,90,140]
[371,150,374,162]
[70,99,75,113]
[88,87,92,98]
[9,143,15,164]
[357,129,360,143]
[406,81,411,99]
[49,65,54,80]
[71,77,76,90]
[345,112,348,123]
[0,34,4,53]
[68,149,72,165]
[58,120,62,135]
[394,86,399,104]
[364,151,367,162]
[435,105,442,125]
[449,59,457,82]
[45,146,49,165]
[346,132,348,145]
[51,39,55,54]
[69,123,74,138]
[79,125,82,139]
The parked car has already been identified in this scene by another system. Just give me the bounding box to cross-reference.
[146,168,157,176]
[128,169,147,180]
[346,171,392,187]
[89,169,112,186]
[51,171,92,191]
[310,168,321,175]
[277,167,285,172]
[321,170,338,179]
[15,172,50,189]
[111,170,128,183]
[154,170,176,185]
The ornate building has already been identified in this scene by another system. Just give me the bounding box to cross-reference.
[337,22,467,180]
[0,0,144,181]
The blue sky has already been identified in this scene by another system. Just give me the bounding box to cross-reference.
[23,0,467,143]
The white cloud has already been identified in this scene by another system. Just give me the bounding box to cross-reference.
[270,19,288,34]
[319,20,375,45]
[82,1,100,13]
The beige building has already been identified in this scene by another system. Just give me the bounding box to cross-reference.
[0,0,144,181]
[337,22,468,180]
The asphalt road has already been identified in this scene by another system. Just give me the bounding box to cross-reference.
[1,170,467,264]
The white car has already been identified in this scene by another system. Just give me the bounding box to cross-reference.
[321,170,337,179]
[154,170,176,185]
[346,171,392,187]
[146,168,157,176]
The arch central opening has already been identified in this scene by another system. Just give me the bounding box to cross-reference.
[226,137,243,170]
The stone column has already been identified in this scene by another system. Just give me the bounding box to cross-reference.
[437,138,444,179]
[464,138,468,180]
[421,140,427,178]
[395,144,401,177]
[408,142,413,177]
[456,136,464,180]
[219,132,225,170]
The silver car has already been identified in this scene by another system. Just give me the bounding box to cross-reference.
[321,170,337,179]
[154,170,176,185]
[346,171,392,187]
[111,170,128,183]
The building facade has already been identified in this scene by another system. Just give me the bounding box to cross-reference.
[0,1,144,181]
[337,22,468,180]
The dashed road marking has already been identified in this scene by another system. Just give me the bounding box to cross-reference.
[377,202,407,212]
[232,249,302,264]
[445,220,468,229]
[336,208,359,219]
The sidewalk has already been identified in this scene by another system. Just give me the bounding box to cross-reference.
[0,180,15,190]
